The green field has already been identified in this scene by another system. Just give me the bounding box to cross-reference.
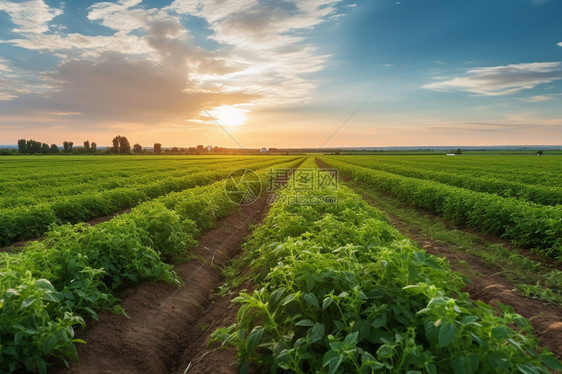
[0,155,300,246]
[319,155,562,260]
[1,155,561,373]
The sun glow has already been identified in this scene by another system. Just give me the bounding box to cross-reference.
[209,105,248,127]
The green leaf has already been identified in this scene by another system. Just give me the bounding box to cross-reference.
[42,291,60,303]
[508,338,525,354]
[282,293,296,306]
[246,326,264,353]
[308,323,325,343]
[491,326,510,339]
[304,293,319,308]
[516,363,541,374]
[361,352,384,370]
[371,314,387,329]
[296,319,315,327]
[541,353,562,370]
[20,297,36,309]
[487,351,510,371]
[322,296,333,310]
[306,276,315,291]
[438,322,456,348]
[451,354,479,374]
[343,331,359,346]
[323,350,343,374]
[41,334,58,353]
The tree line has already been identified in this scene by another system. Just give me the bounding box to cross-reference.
[6,136,274,156]
[16,139,97,154]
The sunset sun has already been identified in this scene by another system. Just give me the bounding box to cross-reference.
[209,105,248,127]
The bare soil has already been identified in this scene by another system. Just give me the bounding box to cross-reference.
[49,199,270,374]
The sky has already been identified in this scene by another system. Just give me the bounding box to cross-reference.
[0,0,561,148]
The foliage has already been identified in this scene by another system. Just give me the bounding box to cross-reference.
[213,161,561,373]
[0,156,304,372]
[0,156,301,246]
[320,157,562,259]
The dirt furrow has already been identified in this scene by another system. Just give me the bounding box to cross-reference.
[50,197,271,374]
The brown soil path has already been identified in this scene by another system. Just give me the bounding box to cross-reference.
[321,158,562,358]
[49,198,270,374]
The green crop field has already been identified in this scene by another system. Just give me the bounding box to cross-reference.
[1,155,561,373]
[319,155,562,260]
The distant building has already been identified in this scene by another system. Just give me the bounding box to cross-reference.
[207,145,213,152]
[446,153,456,156]
[260,147,268,153]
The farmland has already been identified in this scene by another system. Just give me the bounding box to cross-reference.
[319,155,562,260]
[0,155,300,246]
[1,155,561,373]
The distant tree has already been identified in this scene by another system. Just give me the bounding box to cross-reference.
[537,150,543,156]
[455,148,462,154]
[63,141,73,153]
[26,140,42,154]
[119,136,131,154]
[133,143,143,153]
[50,144,59,153]
[91,142,97,153]
[17,139,26,154]
[171,146,179,154]
[41,143,50,154]
[196,144,205,153]
[153,143,162,154]
[84,140,90,153]
[111,136,120,154]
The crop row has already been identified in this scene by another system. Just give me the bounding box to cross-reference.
[0,157,304,373]
[0,156,243,185]
[326,156,562,206]
[0,157,276,203]
[213,159,561,373]
[320,157,562,260]
[0,157,299,246]
[0,157,251,199]
[338,155,562,188]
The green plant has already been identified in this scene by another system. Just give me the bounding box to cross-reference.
[212,160,562,373]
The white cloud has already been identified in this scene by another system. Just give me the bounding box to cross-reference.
[424,62,562,95]
[0,0,349,130]
[558,42,562,47]
[0,0,62,34]
[527,95,554,102]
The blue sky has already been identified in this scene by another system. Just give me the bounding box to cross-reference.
[0,0,561,147]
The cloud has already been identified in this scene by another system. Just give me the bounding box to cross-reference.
[0,54,259,127]
[0,0,349,137]
[0,0,62,34]
[527,95,554,102]
[558,42,562,47]
[424,62,562,95]
[166,0,344,104]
